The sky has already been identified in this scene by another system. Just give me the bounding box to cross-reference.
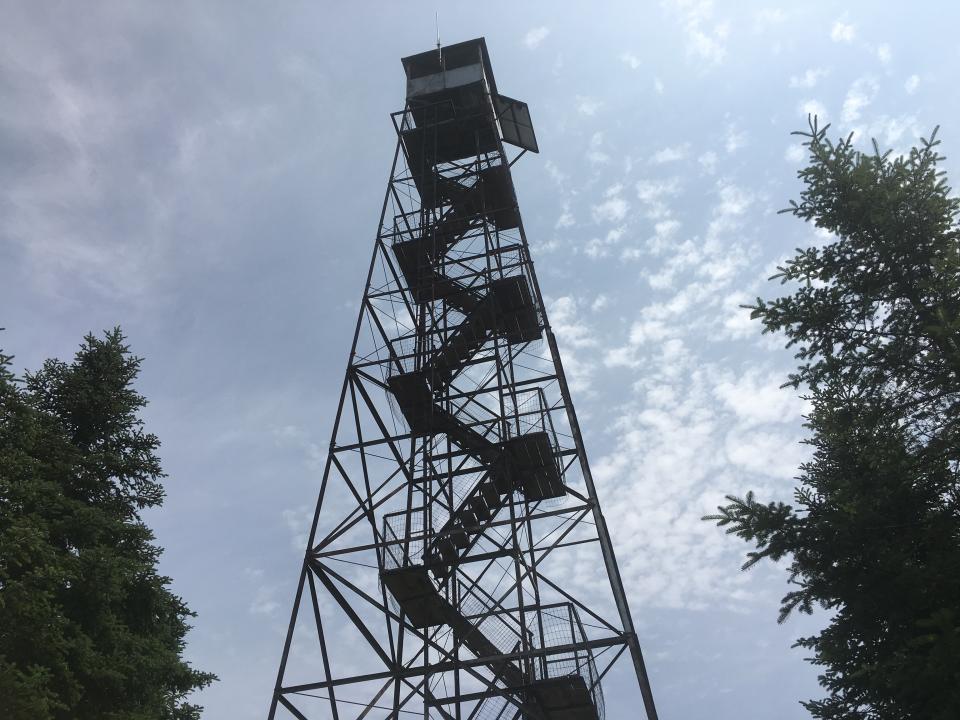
[2,2,958,719]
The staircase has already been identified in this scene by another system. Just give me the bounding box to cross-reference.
[377,156,601,719]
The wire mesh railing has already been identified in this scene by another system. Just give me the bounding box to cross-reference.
[461,599,606,720]
[457,580,532,659]
[503,387,557,445]
[470,693,521,720]
[382,507,427,571]
[527,603,605,720]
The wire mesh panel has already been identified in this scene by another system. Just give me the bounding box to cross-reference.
[528,604,605,720]
[457,579,531,658]
[381,507,427,570]
[470,693,523,720]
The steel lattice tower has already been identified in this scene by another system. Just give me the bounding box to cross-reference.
[268,38,659,720]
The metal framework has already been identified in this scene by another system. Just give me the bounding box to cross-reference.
[268,38,659,720]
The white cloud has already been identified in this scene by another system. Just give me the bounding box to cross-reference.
[587,150,610,165]
[698,151,718,174]
[876,43,892,64]
[584,238,605,258]
[591,184,630,223]
[547,295,598,393]
[587,131,610,165]
[799,99,828,122]
[249,584,281,616]
[602,345,641,369]
[850,113,920,150]
[789,68,827,89]
[634,178,680,225]
[555,203,575,229]
[273,424,325,470]
[713,370,808,426]
[558,162,809,610]
[666,0,730,65]
[588,280,799,611]
[708,181,754,241]
[905,74,920,94]
[544,160,568,188]
[724,428,808,479]
[552,53,564,77]
[532,237,560,254]
[576,95,602,116]
[620,51,642,69]
[650,143,691,164]
[607,225,626,242]
[874,115,917,146]
[719,290,758,339]
[645,219,682,256]
[587,346,809,610]
[689,24,730,65]
[643,237,700,287]
[633,191,703,271]
[243,567,265,580]
[523,26,550,49]
[618,181,752,295]
[550,296,598,348]
[282,504,313,552]
[635,178,680,202]
[629,318,676,346]
[753,8,786,31]
[654,77,665,94]
[725,124,747,153]
[784,144,806,163]
[635,177,681,220]
[842,76,879,124]
[830,19,855,43]
[585,226,627,258]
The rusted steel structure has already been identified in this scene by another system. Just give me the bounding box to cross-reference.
[268,38,658,720]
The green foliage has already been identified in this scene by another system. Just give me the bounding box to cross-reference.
[0,329,216,720]
[704,120,960,719]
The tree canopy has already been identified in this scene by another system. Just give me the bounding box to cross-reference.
[705,121,960,719]
[0,329,215,720]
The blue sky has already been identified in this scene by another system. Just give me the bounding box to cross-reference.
[2,2,958,719]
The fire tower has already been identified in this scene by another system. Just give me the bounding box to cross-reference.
[268,38,659,720]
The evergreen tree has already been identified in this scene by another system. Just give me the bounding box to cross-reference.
[705,121,960,719]
[0,329,215,720]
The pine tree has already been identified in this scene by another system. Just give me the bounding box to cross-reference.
[705,121,960,719]
[0,329,216,720]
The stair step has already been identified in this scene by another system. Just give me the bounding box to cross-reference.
[428,314,491,385]
[380,566,448,629]
[530,676,601,720]
[457,507,479,529]
[380,567,570,720]
[435,537,457,563]
[487,275,541,345]
[426,561,450,583]
[449,525,469,549]
[387,373,434,435]
[479,481,499,506]
[470,495,492,521]
[392,237,479,313]
[490,467,513,494]
[423,275,542,386]
[502,432,565,500]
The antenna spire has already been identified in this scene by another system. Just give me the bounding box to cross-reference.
[435,11,441,64]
